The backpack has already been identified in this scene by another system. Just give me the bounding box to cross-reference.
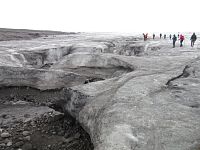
[180,35,184,40]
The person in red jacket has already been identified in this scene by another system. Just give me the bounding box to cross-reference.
[179,34,185,47]
[143,33,148,41]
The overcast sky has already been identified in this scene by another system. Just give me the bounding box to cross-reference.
[0,0,199,32]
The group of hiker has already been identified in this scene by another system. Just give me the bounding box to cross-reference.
[143,33,197,48]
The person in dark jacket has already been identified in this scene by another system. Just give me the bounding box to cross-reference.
[179,34,185,47]
[169,34,172,40]
[172,34,177,48]
[160,33,162,39]
[190,32,197,47]
[163,34,166,39]
[153,33,155,39]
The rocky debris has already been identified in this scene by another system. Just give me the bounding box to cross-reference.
[22,131,30,136]
[23,136,31,141]
[14,141,24,148]
[0,104,93,150]
[6,141,12,147]
[1,132,11,138]
[0,143,6,147]
[21,143,32,150]
[0,87,93,150]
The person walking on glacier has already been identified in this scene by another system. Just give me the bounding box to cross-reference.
[164,34,166,39]
[190,32,197,47]
[179,34,185,47]
[169,34,172,40]
[160,33,162,39]
[153,33,155,39]
[172,34,177,48]
[143,33,148,41]
[143,33,145,41]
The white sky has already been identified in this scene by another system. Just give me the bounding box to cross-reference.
[0,0,199,32]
